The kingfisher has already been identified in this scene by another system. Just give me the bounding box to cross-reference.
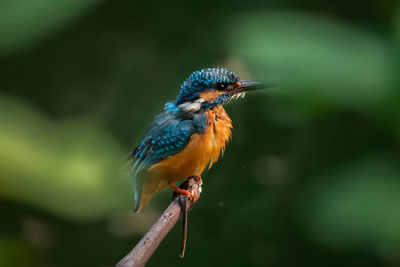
[130,67,263,212]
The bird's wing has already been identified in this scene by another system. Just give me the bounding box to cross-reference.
[130,113,195,211]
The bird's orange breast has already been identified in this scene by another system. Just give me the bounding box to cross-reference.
[148,106,232,183]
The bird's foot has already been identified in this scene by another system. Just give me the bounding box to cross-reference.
[191,174,202,185]
[169,182,195,199]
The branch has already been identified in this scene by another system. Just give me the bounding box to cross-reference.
[116,176,202,267]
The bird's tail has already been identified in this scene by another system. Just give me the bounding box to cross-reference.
[133,170,167,213]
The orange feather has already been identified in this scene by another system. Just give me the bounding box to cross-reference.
[135,105,232,211]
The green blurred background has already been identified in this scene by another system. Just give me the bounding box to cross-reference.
[1,0,400,266]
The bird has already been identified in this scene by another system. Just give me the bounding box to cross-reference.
[130,67,263,212]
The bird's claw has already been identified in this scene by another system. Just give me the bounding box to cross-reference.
[191,174,202,185]
[169,182,195,199]
[170,175,202,200]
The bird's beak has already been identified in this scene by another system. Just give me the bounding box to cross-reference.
[235,80,268,92]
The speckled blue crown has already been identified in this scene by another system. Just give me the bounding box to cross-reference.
[176,67,240,104]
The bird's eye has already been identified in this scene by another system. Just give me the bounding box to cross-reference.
[215,84,226,91]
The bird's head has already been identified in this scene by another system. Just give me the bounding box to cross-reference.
[175,67,262,113]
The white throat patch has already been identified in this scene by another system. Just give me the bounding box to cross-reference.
[178,98,205,112]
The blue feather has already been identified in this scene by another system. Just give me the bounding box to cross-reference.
[131,105,204,211]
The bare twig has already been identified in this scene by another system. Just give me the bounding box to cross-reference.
[116,176,202,267]
[179,195,189,258]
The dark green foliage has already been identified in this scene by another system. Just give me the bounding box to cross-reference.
[0,0,400,266]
